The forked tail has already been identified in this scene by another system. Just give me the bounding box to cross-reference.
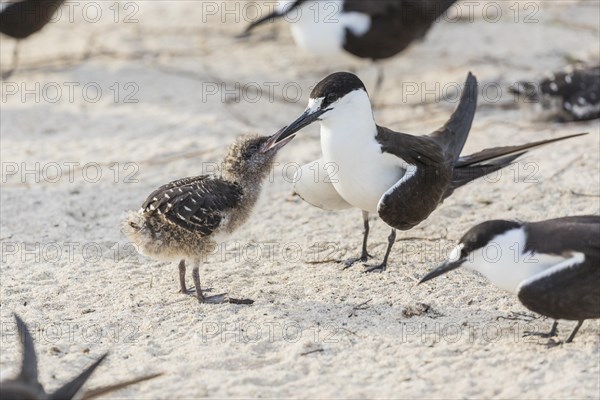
[445,132,588,197]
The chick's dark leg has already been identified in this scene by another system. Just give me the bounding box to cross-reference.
[340,211,373,269]
[365,229,396,273]
[565,320,584,343]
[192,264,205,302]
[178,259,187,294]
[192,263,227,304]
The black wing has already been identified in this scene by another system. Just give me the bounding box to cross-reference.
[376,72,476,228]
[141,176,243,237]
[375,126,452,230]
[518,216,600,319]
[524,216,600,258]
[343,0,455,59]
[430,72,478,162]
[518,255,600,321]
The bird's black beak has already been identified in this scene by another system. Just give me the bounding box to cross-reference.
[238,0,306,38]
[418,259,465,284]
[237,9,283,38]
[266,108,328,149]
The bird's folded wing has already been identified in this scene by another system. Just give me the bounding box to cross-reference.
[141,176,243,236]
[517,254,600,321]
[524,216,600,258]
[375,126,452,230]
[377,163,452,230]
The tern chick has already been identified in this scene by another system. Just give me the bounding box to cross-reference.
[123,132,293,304]
[511,64,600,122]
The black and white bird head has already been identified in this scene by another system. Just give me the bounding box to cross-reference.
[222,131,293,181]
[266,72,371,147]
[418,220,540,293]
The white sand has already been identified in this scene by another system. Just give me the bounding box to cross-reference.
[1,1,599,398]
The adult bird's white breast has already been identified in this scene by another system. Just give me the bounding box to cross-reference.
[282,0,371,56]
[318,90,410,213]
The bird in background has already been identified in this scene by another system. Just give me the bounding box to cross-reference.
[241,0,456,94]
[510,64,600,122]
[0,314,161,399]
[265,71,587,272]
[419,216,600,344]
[0,0,66,79]
[123,132,294,304]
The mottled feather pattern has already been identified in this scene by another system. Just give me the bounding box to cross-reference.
[140,176,243,237]
[541,66,600,120]
[123,135,280,264]
[512,65,600,121]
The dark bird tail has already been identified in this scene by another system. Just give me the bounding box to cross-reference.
[48,353,161,400]
[431,72,478,162]
[48,354,108,400]
[14,314,42,390]
[446,132,588,196]
[80,373,163,400]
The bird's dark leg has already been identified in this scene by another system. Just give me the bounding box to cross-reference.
[192,264,205,302]
[548,320,559,337]
[370,62,385,107]
[2,42,20,80]
[364,229,396,273]
[565,320,584,343]
[178,259,187,294]
[339,211,373,269]
[192,263,228,304]
[523,320,559,338]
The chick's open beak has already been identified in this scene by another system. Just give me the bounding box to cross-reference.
[261,127,295,153]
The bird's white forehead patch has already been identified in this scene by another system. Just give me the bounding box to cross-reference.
[448,243,464,262]
[307,97,324,113]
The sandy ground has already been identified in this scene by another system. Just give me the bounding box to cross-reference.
[1,0,599,398]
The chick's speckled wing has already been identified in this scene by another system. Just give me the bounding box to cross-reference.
[141,176,243,236]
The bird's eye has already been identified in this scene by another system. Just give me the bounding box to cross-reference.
[326,93,336,103]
